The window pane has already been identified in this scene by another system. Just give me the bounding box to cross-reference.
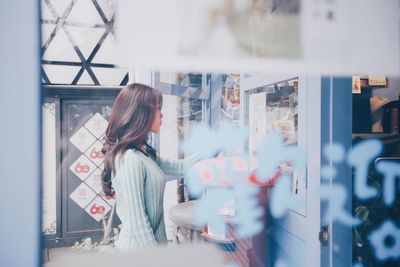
[41,0,56,21]
[91,67,128,86]
[91,33,117,64]
[47,0,72,18]
[160,95,203,240]
[43,65,81,84]
[66,25,105,60]
[66,0,104,25]
[42,29,80,62]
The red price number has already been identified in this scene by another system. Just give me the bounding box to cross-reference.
[75,163,90,173]
[90,204,105,215]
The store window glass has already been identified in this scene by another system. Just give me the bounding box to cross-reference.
[40,0,129,251]
[246,77,298,157]
[41,0,128,85]
[159,95,204,240]
[351,76,400,266]
[42,94,120,250]
[154,71,206,241]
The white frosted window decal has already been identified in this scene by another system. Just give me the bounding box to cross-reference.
[221,74,241,126]
[42,103,57,235]
[66,26,105,60]
[46,0,71,18]
[96,0,117,21]
[43,65,81,84]
[91,33,116,64]
[41,24,56,47]
[41,1,55,21]
[68,111,114,222]
[77,70,96,85]
[42,29,80,62]
[66,0,104,25]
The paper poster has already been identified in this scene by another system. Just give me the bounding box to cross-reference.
[69,126,96,153]
[352,76,361,94]
[368,76,387,86]
[69,183,97,209]
[69,154,96,181]
[85,168,102,194]
[85,196,111,222]
[248,92,266,157]
[85,140,105,167]
[84,113,108,139]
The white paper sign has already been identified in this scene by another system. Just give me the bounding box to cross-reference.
[69,127,97,153]
[85,113,108,139]
[85,140,105,167]
[85,168,102,194]
[69,154,96,181]
[69,183,97,209]
[249,92,266,157]
[85,196,111,222]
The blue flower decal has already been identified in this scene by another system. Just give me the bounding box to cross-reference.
[369,220,400,261]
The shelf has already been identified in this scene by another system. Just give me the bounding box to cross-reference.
[352,133,398,139]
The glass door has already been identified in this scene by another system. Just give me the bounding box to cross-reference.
[241,74,322,267]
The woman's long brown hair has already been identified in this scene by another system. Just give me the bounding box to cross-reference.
[101,83,162,197]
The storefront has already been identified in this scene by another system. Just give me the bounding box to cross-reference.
[1,1,400,267]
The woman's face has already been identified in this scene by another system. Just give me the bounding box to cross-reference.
[149,106,163,133]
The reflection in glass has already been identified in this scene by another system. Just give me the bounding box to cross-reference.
[247,77,298,157]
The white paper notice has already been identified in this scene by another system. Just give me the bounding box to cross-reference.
[69,154,96,181]
[69,183,97,209]
[69,127,96,153]
[85,140,105,167]
[85,168,103,194]
[85,196,111,222]
[84,113,108,139]
[248,92,266,158]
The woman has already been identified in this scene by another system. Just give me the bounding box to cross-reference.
[101,83,200,250]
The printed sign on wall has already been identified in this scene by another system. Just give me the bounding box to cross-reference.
[69,113,114,222]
